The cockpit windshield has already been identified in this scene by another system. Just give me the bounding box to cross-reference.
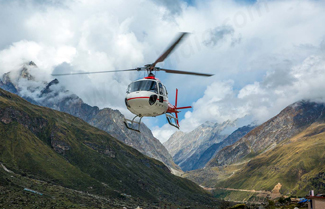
[127,80,158,93]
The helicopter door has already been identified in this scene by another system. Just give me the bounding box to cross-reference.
[158,83,164,103]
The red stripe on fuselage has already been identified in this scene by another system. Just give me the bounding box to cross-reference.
[127,97,150,101]
[127,97,167,102]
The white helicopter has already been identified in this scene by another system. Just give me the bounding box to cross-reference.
[53,33,213,132]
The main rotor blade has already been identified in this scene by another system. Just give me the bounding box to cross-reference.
[153,32,189,67]
[158,68,213,77]
[52,69,138,76]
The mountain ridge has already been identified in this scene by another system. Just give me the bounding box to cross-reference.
[213,121,325,198]
[184,100,325,202]
[0,62,181,173]
[193,124,256,170]
[208,100,325,167]
[164,121,233,171]
[164,120,255,172]
[0,87,217,208]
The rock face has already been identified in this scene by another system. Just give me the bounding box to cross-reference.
[164,121,236,171]
[185,101,325,201]
[194,125,256,170]
[0,62,180,172]
[207,101,325,167]
[0,88,217,208]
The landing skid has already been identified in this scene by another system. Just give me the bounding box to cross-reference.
[124,115,142,132]
[166,113,179,129]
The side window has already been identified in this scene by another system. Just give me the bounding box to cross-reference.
[163,86,168,96]
[159,83,165,95]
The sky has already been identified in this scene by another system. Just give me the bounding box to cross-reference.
[1,0,325,143]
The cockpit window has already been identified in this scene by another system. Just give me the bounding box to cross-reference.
[127,80,158,93]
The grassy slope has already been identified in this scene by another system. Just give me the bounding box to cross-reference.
[0,89,217,208]
[215,123,325,197]
[183,164,245,187]
[0,167,119,209]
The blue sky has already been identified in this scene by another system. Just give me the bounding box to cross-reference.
[1,0,325,142]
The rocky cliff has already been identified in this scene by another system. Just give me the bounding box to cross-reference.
[0,62,180,172]
[207,101,325,167]
[215,118,325,197]
[164,121,235,171]
[193,125,256,170]
[184,100,325,201]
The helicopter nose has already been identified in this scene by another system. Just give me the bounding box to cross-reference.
[125,98,130,108]
[127,97,149,107]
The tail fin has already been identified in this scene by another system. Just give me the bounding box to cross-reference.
[174,88,191,110]
[175,89,179,126]
[173,88,191,126]
[175,88,178,108]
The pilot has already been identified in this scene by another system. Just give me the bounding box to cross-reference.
[149,82,158,93]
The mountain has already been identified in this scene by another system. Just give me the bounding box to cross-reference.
[208,101,325,167]
[192,125,256,170]
[0,62,181,173]
[0,88,218,208]
[215,121,325,197]
[184,100,325,202]
[164,120,236,171]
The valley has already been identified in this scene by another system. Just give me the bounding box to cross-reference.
[171,101,325,203]
[0,88,219,208]
[2,65,324,206]
[1,1,325,208]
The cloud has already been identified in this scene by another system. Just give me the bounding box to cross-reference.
[1,0,325,143]
[152,0,325,142]
[151,124,177,144]
[0,40,76,78]
[151,0,183,15]
[203,25,236,47]
[154,48,325,142]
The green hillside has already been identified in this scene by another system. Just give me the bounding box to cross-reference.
[0,88,217,208]
[0,166,126,209]
[215,122,325,198]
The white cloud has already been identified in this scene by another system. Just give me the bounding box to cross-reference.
[0,40,76,79]
[1,0,325,143]
[154,51,325,142]
[238,82,265,99]
[153,0,325,142]
[151,124,177,144]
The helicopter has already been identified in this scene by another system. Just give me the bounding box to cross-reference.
[52,32,213,132]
